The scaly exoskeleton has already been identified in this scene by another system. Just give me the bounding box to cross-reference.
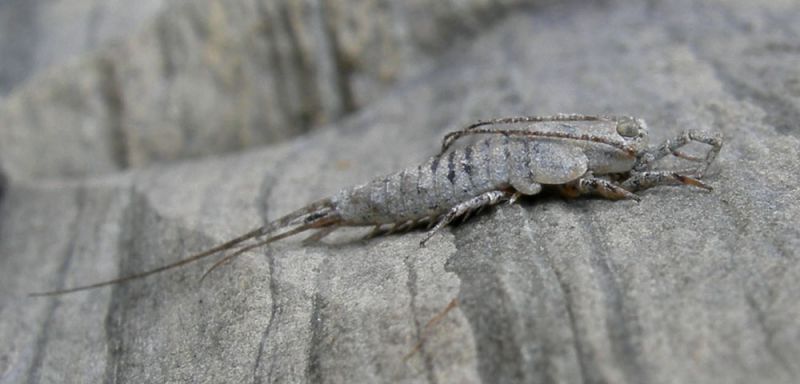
[34,114,722,296]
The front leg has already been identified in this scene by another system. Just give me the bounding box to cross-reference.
[621,171,712,192]
[635,129,723,176]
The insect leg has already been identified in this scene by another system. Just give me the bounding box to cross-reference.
[364,224,384,240]
[560,176,641,202]
[419,190,512,247]
[387,220,418,234]
[636,130,723,176]
[302,226,339,245]
[621,171,712,192]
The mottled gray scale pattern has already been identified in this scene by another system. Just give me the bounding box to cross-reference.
[470,138,496,192]
[556,122,580,135]
[340,136,534,225]
[433,152,455,211]
[336,128,634,225]
[446,151,457,185]
[487,136,511,188]
[528,142,588,184]
[583,145,635,174]
[450,147,475,203]
[361,182,383,223]
[400,165,424,219]
[381,172,405,220]
[417,156,440,216]
[508,138,532,190]
[367,180,387,221]
[463,146,475,184]
[524,140,537,181]
[342,177,397,223]
[335,184,369,223]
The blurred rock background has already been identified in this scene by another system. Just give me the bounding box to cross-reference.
[0,0,541,180]
[1,0,799,383]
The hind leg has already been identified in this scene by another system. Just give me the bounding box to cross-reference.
[419,190,512,247]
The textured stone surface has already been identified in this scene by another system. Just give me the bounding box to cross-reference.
[0,0,167,96]
[2,0,800,383]
[0,0,541,180]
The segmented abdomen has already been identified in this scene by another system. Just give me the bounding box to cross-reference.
[332,136,532,225]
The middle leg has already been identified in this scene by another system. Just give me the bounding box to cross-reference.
[419,190,513,246]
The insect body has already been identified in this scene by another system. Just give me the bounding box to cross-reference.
[34,114,722,296]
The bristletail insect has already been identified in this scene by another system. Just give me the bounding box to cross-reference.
[32,114,722,296]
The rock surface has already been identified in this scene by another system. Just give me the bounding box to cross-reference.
[0,0,167,97]
[0,0,541,180]
[1,0,800,383]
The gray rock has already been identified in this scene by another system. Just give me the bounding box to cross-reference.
[1,0,799,383]
[0,0,167,96]
[0,165,5,202]
[0,0,542,180]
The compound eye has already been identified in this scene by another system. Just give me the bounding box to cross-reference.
[616,120,640,137]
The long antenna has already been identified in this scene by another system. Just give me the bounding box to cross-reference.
[29,227,265,297]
